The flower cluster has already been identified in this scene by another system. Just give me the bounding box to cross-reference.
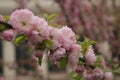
[0,9,113,80]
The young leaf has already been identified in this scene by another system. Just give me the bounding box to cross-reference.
[42,13,57,22]
[80,38,89,54]
[43,39,53,50]
[47,14,57,22]
[95,55,103,63]
[69,72,85,80]
[39,42,46,50]
[79,38,96,55]
[0,25,6,32]
[76,35,80,40]
[60,56,68,69]
[43,13,48,21]
[79,57,85,65]
[14,35,26,45]
[113,67,120,74]
[38,56,43,66]
[90,40,96,45]
[93,55,104,68]
[4,16,10,22]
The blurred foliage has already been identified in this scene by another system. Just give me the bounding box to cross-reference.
[54,0,120,59]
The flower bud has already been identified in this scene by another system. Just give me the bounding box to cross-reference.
[104,72,113,80]
[2,29,14,41]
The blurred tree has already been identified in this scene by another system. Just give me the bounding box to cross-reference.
[54,0,120,60]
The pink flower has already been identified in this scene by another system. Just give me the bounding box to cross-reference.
[0,76,4,80]
[83,70,93,80]
[68,44,82,68]
[100,58,106,68]
[59,26,76,50]
[85,46,96,65]
[49,27,62,49]
[83,67,104,80]
[104,72,113,80]
[70,44,82,57]
[49,26,76,50]
[10,9,35,34]
[49,47,66,65]
[28,30,43,44]
[92,67,104,79]
[33,16,49,38]
[75,66,84,73]
[2,29,14,41]
[30,55,38,67]
[34,50,44,57]
[54,47,66,58]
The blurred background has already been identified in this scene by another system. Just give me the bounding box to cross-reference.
[0,0,120,80]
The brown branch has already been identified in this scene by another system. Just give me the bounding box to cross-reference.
[0,21,13,29]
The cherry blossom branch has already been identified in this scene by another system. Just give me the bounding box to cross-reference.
[0,9,114,80]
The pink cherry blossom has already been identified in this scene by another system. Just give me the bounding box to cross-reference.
[68,44,82,68]
[0,76,4,80]
[49,47,66,65]
[2,29,14,41]
[10,9,35,34]
[104,72,113,80]
[34,50,44,57]
[92,67,104,79]
[75,66,84,73]
[85,46,96,65]
[0,9,114,80]
[54,47,66,58]
[100,58,106,68]
[49,27,62,49]
[28,30,43,44]
[33,16,50,38]
[30,55,38,67]
[83,70,93,80]
[83,67,104,80]
[59,26,77,50]
[70,44,82,57]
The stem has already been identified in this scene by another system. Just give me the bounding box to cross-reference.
[0,21,13,29]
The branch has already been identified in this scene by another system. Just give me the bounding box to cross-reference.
[0,21,13,29]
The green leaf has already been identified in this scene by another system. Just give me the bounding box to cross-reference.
[43,13,48,21]
[69,71,85,80]
[79,38,96,55]
[47,14,57,22]
[0,25,6,32]
[60,56,68,69]
[49,23,58,27]
[43,39,53,50]
[14,35,26,45]
[113,67,120,74]
[39,42,46,50]
[38,56,42,66]
[95,55,103,63]
[79,57,85,65]
[69,71,76,78]
[93,55,104,68]
[89,40,96,45]
[4,16,10,22]
[79,38,89,54]
[113,64,119,68]
[36,39,52,50]
[76,35,80,40]
[42,13,57,22]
